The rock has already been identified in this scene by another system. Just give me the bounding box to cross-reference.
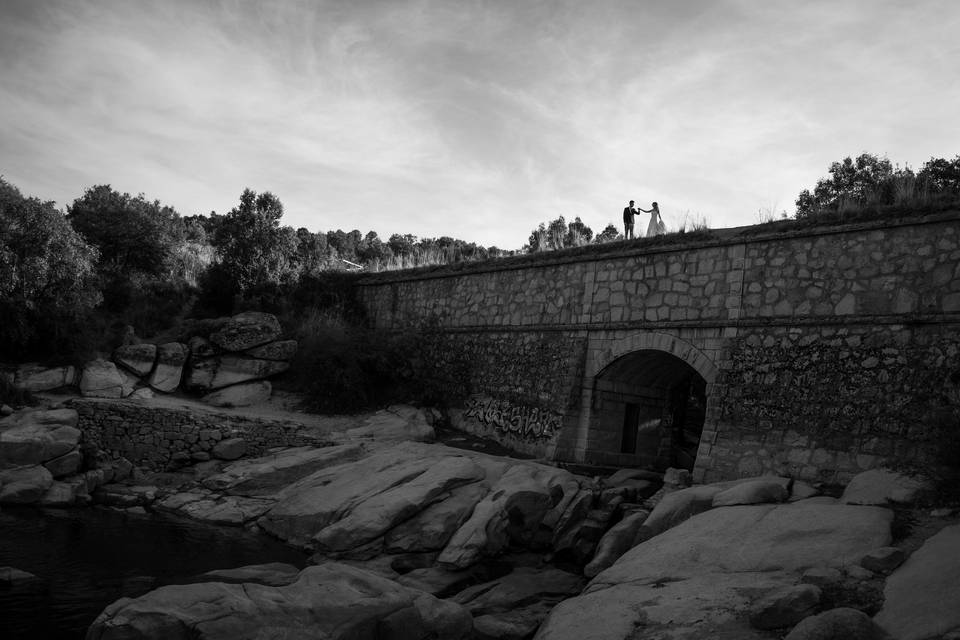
[594,503,893,587]
[633,484,724,543]
[188,336,219,359]
[0,410,81,465]
[790,480,820,501]
[475,605,553,640]
[0,566,41,587]
[0,465,54,504]
[211,438,247,461]
[203,444,365,496]
[535,571,798,640]
[845,565,876,581]
[438,463,566,568]
[873,524,960,640]
[13,363,77,392]
[453,566,584,615]
[156,494,275,526]
[713,478,790,507]
[202,381,271,408]
[396,565,486,597]
[312,456,485,552]
[146,342,187,392]
[203,356,289,391]
[113,344,157,377]
[606,468,662,485]
[190,452,210,462]
[784,607,891,640]
[860,547,905,575]
[0,404,12,416]
[79,359,125,398]
[86,562,473,640]
[749,584,821,629]
[209,311,282,351]
[93,484,157,508]
[198,563,301,587]
[801,567,845,586]
[117,369,140,397]
[584,510,648,578]
[259,444,480,550]
[43,449,83,477]
[341,405,435,443]
[39,479,85,506]
[662,467,692,488]
[243,339,298,361]
[840,469,931,506]
[128,387,155,400]
[385,482,488,553]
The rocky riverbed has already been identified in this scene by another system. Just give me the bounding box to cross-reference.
[2,400,959,639]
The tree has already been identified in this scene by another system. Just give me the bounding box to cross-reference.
[0,178,101,358]
[594,223,621,244]
[917,155,960,195]
[210,188,299,293]
[565,217,594,246]
[67,185,182,277]
[795,153,914,217]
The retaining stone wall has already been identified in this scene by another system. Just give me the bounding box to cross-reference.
[69,399,331,470]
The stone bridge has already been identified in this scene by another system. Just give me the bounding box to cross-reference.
[356,211,960,484]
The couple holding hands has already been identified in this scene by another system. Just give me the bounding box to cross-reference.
[622,200,664,239]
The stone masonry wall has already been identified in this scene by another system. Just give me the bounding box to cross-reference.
[699,323,960,484]
[355,212,960,478]
[70,399,332,470]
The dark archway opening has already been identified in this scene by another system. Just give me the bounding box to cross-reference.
[589,349,707,471]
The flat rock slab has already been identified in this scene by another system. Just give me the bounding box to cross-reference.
[535,571,798,640]
[453,566,584,615]
[203,444,367,496]
[874,524,960,640]
[198,563,301,587]
[80,359,126,398]
[86,562,473,640]
[0,413,81,466]
[594,502,894,588]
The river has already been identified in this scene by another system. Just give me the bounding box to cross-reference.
[0,506,306,639]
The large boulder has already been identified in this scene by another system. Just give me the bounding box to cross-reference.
[113,344,157,377]
[146,343,187,392]
[202,381,271,408]
[634,484,723,543]
[312,456,484,553]
[80,359,126,398]
[438,463,570,568]
[535,502,894,640]
[209,311,282,352]
[85,562,473,640]
[749,584,822,630]
[584,509,649,578]
[243,339,297,361]
[211,437,246,461]
[784,608,891,640]
[873,524,960,640]
[0,465,54,504]
[384,481,488,553]
[840,469,931,506]
[186,356,289,391]
[0,409,81,465]
[13,363,77,392]
[43,449,83,477]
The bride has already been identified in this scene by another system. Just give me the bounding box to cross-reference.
[641,202,665,237]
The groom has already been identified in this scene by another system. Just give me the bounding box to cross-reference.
[622,200,638,239]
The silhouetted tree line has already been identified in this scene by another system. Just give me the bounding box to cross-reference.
[796,153,960,217]
[0,179,508,360]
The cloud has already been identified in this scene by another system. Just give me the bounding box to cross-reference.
[2,0,959,248]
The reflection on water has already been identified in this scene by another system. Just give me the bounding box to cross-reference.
[0,506,306,639]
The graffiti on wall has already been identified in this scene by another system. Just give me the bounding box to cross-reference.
[462,395,561,441]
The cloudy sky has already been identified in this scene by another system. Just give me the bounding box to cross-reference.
[2,0,959,249]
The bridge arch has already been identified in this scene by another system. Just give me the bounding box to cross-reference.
[573,332,718,471]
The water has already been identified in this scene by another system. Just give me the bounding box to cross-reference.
[0,506,306,639]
